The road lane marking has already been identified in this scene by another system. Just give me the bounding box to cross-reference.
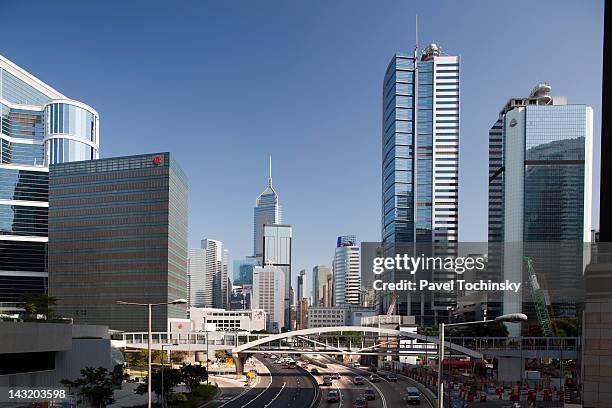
[218,360,269,408]
[263,382,286,408]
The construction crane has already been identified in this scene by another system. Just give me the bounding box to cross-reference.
[524,257,555,337]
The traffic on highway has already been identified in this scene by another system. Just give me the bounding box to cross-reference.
[207,354,428,408]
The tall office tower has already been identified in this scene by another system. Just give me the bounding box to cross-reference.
[295,269,306,320]
[381,43,459,323]
[253,157,282,260]
[312,265,332,306]
[223,248,230,308]
[324,271,334,307]
[252,266,285,333]
[0,55,99,302]
[201,239,229,310]
[488,84,593,334]
[262,224,292,330]
[188,249,211,308]
[333,236,360,306]
[48,153,188,331]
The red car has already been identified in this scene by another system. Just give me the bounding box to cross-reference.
[352,397,368,408]
[327,390,340,403]
[363,389,376,401]
[331,372,341,379]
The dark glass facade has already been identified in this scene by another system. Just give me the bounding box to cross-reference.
[48,153,188,331]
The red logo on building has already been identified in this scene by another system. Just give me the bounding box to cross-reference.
[177,323,183,330]
[153,155,162,165]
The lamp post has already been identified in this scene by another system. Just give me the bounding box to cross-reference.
[161,343,179,408]
[117,299,187,408]
[436,313,527,408]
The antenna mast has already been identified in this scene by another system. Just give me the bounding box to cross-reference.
[414,14,419,60]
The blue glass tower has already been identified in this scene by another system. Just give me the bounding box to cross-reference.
[0,54,99,302]
[381,44,460,323]
[382,44,459,247]
[253,156,282,260]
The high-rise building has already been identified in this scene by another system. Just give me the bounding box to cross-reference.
[333,236,360,306]
[253,157,281,260]
[199,239,229,310]
[48,153,188,331]
[296,269,306,328]
[188,248,212,308]
[262,223,292,330]
[381,43,460,322]
[188,239,229,309]
[0,54,100,302]
[312,265,332,307]
[382,43,459,245]
[488,83,592,243]
[488,84,593,334]
[252,266,285,333]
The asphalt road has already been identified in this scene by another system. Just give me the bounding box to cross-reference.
[314,359,435,408]
[210,356,317,408]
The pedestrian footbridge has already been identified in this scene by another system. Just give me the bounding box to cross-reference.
[113,327,578,366]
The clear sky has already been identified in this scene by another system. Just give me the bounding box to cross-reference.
[3,0,604,295]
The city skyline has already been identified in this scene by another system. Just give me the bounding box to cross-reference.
[1,0,603,295]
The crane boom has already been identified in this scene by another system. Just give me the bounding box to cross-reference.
[525,257,554,337]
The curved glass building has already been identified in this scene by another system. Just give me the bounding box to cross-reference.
[0,54,99,302]
[44,100,99,164]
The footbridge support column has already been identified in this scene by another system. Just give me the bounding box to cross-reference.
[233,353,245,374]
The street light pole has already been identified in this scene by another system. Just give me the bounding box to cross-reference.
[161,343,178,408]
[436,313,527,408]
[437,322,445,408]
[117,298,187,408]
[148,304,152,408]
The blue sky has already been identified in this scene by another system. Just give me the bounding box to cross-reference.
[2,0,603,293]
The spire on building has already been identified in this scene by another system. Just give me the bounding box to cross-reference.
[268,155,273,188]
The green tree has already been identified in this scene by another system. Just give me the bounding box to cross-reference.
[135,368,182,400]
[125,349,164,369]
[170,350,187,364]
[110,364,127,387]
[19,293,57,320]
[180,364,208,392]
[418,326,439,336]
[61,367,115,408]
[554,316,580,337]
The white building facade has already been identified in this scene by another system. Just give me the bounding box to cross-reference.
[188,307,267,332]
[252,266,285,333]
[333,236,360,306]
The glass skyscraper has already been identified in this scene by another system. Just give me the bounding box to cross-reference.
[381,44,459,323]
[253,157,282,260]
[488,84,593,334]
[0,54,99,302]
[382,43,459,246]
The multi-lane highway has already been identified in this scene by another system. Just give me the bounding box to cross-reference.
[209,356,317,408]
[209,355,432,408]
[309,358,433,408]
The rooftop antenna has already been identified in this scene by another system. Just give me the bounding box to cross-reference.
[414,14,419,61]
[268,155,273,187]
